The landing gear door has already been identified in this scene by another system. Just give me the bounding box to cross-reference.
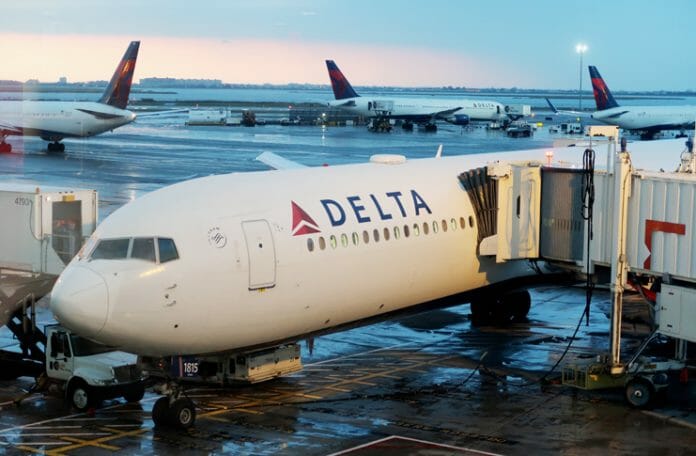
[241,220,277,290]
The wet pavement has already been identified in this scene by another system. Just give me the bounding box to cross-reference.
[1,286,695,455]
[1,117,695,454]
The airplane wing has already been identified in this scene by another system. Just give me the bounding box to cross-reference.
[433,107,463,119]
[544,98,592,118]
[603,110,630,119]
[256,151,307,170]
[133,108,190,118]
[0,121,22,136]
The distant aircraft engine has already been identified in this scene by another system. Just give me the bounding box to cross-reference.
[447,114,470,126]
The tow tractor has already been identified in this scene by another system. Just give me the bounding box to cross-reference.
[2,303,145,411]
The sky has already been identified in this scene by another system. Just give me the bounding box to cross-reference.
[1,0,695,91]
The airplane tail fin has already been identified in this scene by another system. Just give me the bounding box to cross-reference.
[588,65,619,111]
[325,60,359,100]
[545,97,559,114]
[98,41,140,109]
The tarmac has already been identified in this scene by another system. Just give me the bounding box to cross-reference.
[0,116,695,455]
[0,286,695,455]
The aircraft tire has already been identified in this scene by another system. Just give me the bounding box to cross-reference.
[152,397,170,427]
[169,398,196,429]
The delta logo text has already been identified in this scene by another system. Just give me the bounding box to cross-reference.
[292,190,432,236]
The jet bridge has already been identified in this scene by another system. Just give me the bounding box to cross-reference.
[461,130,696,406]
[0,184,97,378]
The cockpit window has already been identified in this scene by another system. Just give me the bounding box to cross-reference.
[88,236,179,263]
[90,238,130,260]
[158,238,179,263]
[131,237,156,262]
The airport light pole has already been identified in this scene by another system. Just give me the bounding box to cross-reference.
[576,43,588,111]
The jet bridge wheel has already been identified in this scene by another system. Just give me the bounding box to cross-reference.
[625,377,655,409]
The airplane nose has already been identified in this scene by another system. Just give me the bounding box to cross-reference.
[50,265,108,338]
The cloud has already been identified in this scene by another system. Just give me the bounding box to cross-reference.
[0,33,535,88]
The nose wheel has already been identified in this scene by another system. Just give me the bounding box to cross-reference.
[152,396,196,429]
[151,382,197,429]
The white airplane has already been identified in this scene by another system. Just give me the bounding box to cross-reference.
[0,41,140,153]
[589,65,696,139]
[326,60,511,131]
[48,139,683,428]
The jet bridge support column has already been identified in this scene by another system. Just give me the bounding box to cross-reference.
[609,143,632,374]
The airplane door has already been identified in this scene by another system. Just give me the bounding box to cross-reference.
[241,220,277,290]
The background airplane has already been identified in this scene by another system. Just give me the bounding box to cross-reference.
[326,60,511,131]
[0,41,140,153]
[589,65,696,139]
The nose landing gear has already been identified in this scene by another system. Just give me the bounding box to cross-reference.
[47,142,65,153]
[152,382,197,429]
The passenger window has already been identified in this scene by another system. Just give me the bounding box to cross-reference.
[330,235,337,249]
[423,222,429,235]
[319,237,326,250]
[413,223,420,236]
[363,230,370,244]
[451,218,457,230]
[373,229,380,242]
[352,232,359,245]
[131,238,156,262]
[307,238,315,252]
[383,227,390,241]
[341,233,348,247]
[442,220,448,232]
[460,217,466,229]
[158,238,179,263]
[432,221,439,234]
[469,216,475,228]
[394,226,401,239]
[90,238,130,260]
[404,225,410,238]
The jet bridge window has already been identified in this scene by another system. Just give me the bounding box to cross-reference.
[90,238,130,260]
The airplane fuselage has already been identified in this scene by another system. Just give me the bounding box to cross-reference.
[592,105,696,132]
[328,97,506,123]
[0,100,136,142]
[51,153,538,357]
